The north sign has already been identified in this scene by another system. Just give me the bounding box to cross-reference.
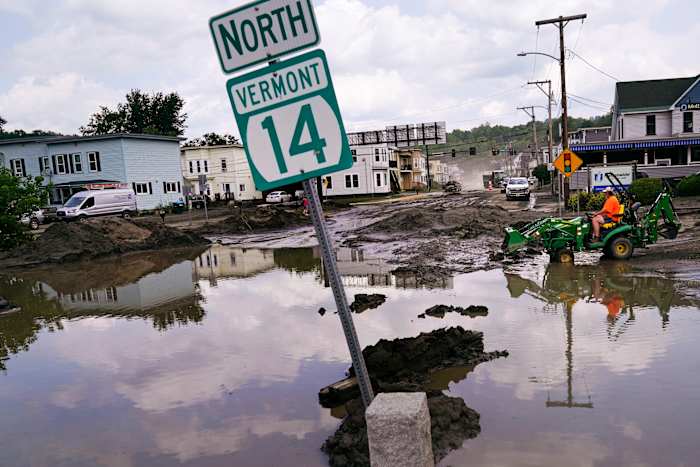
[210,0,320,74]
[226,49,353,190]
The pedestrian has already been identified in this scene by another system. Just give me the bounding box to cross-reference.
[303,196,310,216]
[159,207,166,224]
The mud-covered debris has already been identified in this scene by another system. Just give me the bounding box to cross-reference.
[417,304,488,319]
[322,392,481,467]
[318,307,327,316]
[392,265,453,289]
[197,204,308,234]
[349,294,387,313]
[0,218,209,268]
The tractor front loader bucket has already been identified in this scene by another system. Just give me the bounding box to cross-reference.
[503,227,531,253]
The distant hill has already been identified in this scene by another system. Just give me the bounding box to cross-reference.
[442,113,612,156]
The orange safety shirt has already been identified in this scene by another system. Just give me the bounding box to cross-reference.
[602,195,621,220]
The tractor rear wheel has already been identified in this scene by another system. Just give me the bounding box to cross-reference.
[608,236,634,260]
[550,248,574,263]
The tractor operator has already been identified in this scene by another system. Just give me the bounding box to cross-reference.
[591,187,621,242]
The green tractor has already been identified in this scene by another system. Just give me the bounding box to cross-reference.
[503,174,681,263]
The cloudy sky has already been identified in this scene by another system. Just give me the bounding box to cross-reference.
[0,0,698,139]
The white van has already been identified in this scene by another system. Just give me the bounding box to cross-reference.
[57,189,137,221]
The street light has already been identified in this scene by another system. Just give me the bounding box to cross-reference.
[517,51,560,63]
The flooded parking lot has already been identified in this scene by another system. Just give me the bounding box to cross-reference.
[1,246,699,466]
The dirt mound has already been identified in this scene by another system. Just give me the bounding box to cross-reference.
[320,327,506,466]
[0,218,209,267]
[418,304,488,319]
[198,205,309,234]
[349,294,386,313]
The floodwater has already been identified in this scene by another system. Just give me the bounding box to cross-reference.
[1,246,699,467]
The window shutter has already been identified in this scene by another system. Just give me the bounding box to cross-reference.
[132,183,136,193]
[52,156,57,174]
[95,152,101,172]
[148,182,152,194]
[39,157,44,174]
[20,159,26,177]
[163,181,167,193]
[177,181,181,192]
[68,154,75,173]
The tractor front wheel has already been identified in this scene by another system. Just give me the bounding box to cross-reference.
[608,236,634,260]
[550,248,575,263]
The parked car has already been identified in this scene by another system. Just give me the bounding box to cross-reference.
[505,177,531,200]
[500,177,511,193]
[20,209,45,230]
[189,194,207,209]
[56,189,137,220]
[294,189,306,200]
[266,191,292,203]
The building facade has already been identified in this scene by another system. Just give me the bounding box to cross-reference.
[571,75,700,180]
[429,159,449,185]
[180,144,262,201]
[0,134,184,210]
[397,147,427,190]
[569,126,611,145]
[321,143,393,197]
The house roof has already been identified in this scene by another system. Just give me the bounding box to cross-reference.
[616,75,698,112]
[0,133,184,146]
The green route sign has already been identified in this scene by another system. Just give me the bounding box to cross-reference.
[226,49,353,191]
[209,0,320,74]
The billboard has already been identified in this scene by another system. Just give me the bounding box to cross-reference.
[347,121,446,147]
[590,164,635,192]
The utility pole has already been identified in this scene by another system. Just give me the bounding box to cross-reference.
[535,14,586,205]
[517,106,538,173]
[528,80,555,193]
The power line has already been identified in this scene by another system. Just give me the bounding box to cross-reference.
[567,93,611,106]
[566,48,619,81]
[568,96,610,111]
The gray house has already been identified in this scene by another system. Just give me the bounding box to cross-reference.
[0,133,184,210]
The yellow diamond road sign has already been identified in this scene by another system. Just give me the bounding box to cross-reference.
[554,149,582,177]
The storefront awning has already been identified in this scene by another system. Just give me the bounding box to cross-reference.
[572,137,700,153]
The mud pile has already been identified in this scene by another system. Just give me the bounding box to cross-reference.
[0,218,209,267]
[418,304,488,319]
[198,205,309,234]
[321,327,507,466]
[349,294,386,313]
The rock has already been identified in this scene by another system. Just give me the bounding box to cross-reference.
[421,304,488,319]
[365,393,434,467]
[349,294,386,313]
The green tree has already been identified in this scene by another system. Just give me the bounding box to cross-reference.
[0,115,6,132]
[532,164,551,185]
[0,168,48,250]
[183,132,241,147]
[80,89,187,136]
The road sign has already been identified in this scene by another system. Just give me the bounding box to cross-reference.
[590,164,634,192]
[554,149,582,177]
[226,49,353,191]
[209,0,320,74]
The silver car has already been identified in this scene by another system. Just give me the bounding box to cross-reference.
[21,209,44,230]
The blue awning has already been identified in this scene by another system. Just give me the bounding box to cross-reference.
[572,138,700,152]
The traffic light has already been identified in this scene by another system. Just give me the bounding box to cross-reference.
[563,152,572,174]
[451,149,456,157]
[469,147,476,156]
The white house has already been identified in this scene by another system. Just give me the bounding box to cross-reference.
[0,133,184,210]
[321,143,393,197]
[180,144,262,201]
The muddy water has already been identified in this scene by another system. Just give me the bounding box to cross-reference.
[1,247,699,467]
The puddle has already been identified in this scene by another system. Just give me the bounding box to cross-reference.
[1,246,699,466]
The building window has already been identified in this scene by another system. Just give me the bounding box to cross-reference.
[691,149,700,163]
[163,182,178,193]
[72,153,83,173]
[10,159,26,177]
[133,183,149,195]
[38,156,50,175]
[88,152,101,172]
[683,112,693,133]
[646,115,656,136]
[325,176,333,189]
[105,287,118,302]
[383,173,387,185]
[345,175,352,188]
[239,184,246,192]
[189,161,194,174]
[375,148,380,162]
[352,174,359,188]
[203,160,209,173]
[196,160,201,173]
[376,172,382,187]
[221,159,228,172]
[54,154,68,174]
[224,183,231,193]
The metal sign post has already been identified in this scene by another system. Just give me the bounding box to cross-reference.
[303,177,374,407]
[209,0,373,409]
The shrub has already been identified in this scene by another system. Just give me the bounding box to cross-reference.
[629,178,663,205]
[532,164,551,185]
[0,168,48,250]
[678,174,700,197]
[568,191,605,211]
